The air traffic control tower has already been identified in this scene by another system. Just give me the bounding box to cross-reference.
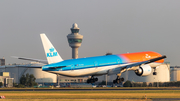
[67,23,83,59]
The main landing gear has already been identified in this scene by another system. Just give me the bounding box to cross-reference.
[113,76,124,84]
[113,68,125,84]
[87,76,98,83]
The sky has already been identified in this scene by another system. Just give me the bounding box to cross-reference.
[0,0,180,66]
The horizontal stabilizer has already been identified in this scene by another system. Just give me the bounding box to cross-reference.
[12,56,48,64]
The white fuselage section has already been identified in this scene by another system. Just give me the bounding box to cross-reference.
[45,63,160,77]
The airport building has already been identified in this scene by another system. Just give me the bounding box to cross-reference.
[0,63,57,84]
[0,58,5,66]
[170,66,180,81]
[0,72,14,87]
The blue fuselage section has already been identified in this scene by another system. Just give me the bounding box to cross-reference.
[42,55,124,71]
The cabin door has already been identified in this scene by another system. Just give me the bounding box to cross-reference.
[71,64,74,70]
[117,59,120,65]
[94,61,98,68]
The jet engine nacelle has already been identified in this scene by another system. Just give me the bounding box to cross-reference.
[135,65,152,76]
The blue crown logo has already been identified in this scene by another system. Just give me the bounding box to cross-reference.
[49,47,54,52]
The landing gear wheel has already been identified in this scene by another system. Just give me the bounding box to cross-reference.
[153,72,157,75]
[121,78,124,82]
[95,78,98,81]
[117,79,120,84]
[113,77,124,84]
[113,80,116,84]
[87,76,98,84]
[90,79,94,83]
[153,68,157,75]
[87,79,90,83]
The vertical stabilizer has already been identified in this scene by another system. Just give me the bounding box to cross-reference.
[40,33,63,64]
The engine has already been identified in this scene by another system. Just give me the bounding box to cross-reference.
[135,65,152,76]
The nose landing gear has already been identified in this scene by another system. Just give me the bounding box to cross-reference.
[113,67,126,84]
[153,67,157,75]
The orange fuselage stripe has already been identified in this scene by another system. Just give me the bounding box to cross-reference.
[118,51,164,63]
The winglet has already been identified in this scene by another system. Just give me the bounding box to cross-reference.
[40,33,63,64]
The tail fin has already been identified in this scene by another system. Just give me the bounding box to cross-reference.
[40,33,63,64]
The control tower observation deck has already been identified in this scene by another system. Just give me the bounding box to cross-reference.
[67,23,83,59]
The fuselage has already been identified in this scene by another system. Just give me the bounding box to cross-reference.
[42,51,164,77]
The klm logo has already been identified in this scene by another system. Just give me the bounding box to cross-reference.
[47,47,58,57]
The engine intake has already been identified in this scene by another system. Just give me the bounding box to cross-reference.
[135,65,152,76]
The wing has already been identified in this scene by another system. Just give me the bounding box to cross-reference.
[12,56,48,64]
[108,55,167,74]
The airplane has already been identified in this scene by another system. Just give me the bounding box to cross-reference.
[16,33,166,84]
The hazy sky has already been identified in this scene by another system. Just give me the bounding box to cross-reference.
[0,0,180,66]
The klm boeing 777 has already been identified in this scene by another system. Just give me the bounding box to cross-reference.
[17,33,166,84]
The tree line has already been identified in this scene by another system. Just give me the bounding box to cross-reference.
[14,73,37,88]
